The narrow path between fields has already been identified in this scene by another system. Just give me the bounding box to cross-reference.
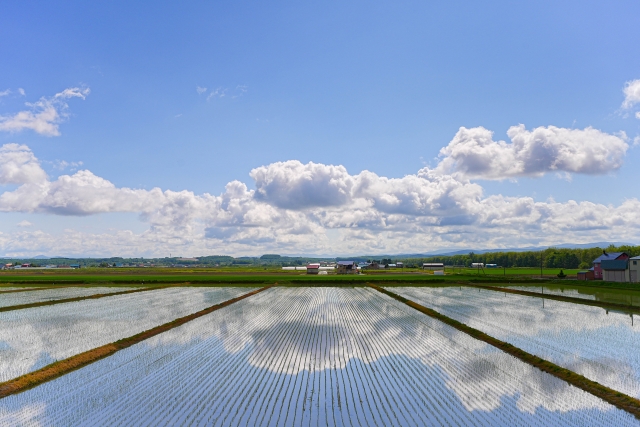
[0,285,178,313]
[464,283,640,315]
[369,284,640,420]
[0,285,274,399]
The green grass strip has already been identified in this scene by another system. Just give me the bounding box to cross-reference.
[369,284,640,419]
[0,285,176,313]
[466,284,640,315]
[0,285,274,399]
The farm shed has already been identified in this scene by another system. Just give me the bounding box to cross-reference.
[423,263,444,271]
[306,263,320,274]
[592,252,628,280]
[629,256,640,282]
[577,268,595,281]
[601,259,629,282]
[336,261,358,274]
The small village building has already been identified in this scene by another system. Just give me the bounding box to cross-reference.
[336,261,357,274]
[601,259,629,282]
[592,252,628,280]
[306,263,320,274]
[577,268,595,281]
[471,263,484,268]
[396,262,403,268]
[630,256,640,283]
[423,263,444,271]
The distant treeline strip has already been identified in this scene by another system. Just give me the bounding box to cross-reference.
[0,285,274,399]
[419,245,640,269]
[468,284,640,315]
[0,286,171,313]
[369,284,640,419]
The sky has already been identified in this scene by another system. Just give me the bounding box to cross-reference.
[1,0,640,257]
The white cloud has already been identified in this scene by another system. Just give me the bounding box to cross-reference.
[0,143,48,185]
[0,89,10,97]
[622,79,640,110]
[636,112,640,120]
[18,88,25,96]
[16,220,32,227]
[1,138,639,256]
[431,125,628,180]
[0,87,90,136]
[196,86,207,95]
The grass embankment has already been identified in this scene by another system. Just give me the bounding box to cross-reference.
[0,285,274,399]
[467,284,640,314]
[0,286,66,294]
[0,286,171,313]
[369,284,640,419]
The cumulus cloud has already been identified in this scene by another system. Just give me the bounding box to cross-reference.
[16,220,32,227]
[0,89,10,97]
[431,125,628,180]
[0,87,90,136]
[0,144,48,185]
[196,86,207,95]
[622,79,640,110]
[251,161,355,209]
[1,139,639,256]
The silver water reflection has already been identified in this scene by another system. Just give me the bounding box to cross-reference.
[0,287,255,381]
[0,286,139,308]
[391,286,640,398]
[1,287,636,426]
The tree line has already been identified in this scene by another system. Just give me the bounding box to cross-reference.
[406,245,640,269]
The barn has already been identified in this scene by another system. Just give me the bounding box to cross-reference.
[592,252,628,280]
[306,263,320,274]
[601,259,629,282]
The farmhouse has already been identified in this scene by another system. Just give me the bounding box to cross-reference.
[592,252,628,280]
[336,261,357,274]
[423,263,444,271]
[306,263,320,274]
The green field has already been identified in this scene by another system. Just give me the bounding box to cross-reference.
[0,266,635,289]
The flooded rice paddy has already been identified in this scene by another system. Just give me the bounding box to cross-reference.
[0,287,254,381]
[391,286,640,398]
[0,286,139,308]
[1,287,637,426]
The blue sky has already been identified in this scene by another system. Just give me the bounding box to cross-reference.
[1,1,639,257]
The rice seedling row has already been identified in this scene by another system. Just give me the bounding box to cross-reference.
[1,287,637,426]
[0,287,256,382]
[389,286,640,399]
